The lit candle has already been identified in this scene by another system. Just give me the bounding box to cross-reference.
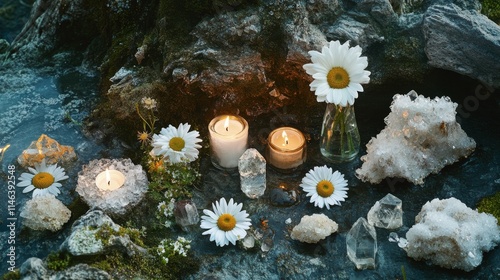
[208,115,249,169]
[267,127,306,170]
[95,169,125,191]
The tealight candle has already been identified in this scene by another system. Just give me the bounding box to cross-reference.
[95,169,125,191]
[267,127,306,170]
[208,115,249,169]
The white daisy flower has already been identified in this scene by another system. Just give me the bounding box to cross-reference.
[151,123,202,164]
[303,40,371,106]
[16,159,69,198]
[141,97,157,110]
[300,165,348,209]
[200,198,252,247]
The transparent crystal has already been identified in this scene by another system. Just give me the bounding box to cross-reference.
[388,232,399,243]
[367,193,403,229]
[346,217,377,270]
[238,148,266,199]
[174,200,200,232]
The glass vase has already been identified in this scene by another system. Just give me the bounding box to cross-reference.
[320,103,360,162]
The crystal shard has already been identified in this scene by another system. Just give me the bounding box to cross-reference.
[174,200,200,232]
[346,217,377,269]
[238,148,266,199]
[367,193,403,229]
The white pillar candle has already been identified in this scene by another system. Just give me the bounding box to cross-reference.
[267,127,306,170]
[208,115,249,169]
[95,169,126,191]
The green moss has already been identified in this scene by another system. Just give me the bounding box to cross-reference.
[94,223,145,247]
[2,269,20,280]
[477,191,500,222]
[91,248,199,279]
[481,0,500,23]
[46,251,71,271]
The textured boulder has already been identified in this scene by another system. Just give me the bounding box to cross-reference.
[423,4,500,88]
[60,210,147,257]
[51,264,111,280]
[20,257,48,280]
[405,198,500,271]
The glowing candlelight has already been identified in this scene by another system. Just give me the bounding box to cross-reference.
[282,131,289,146]
[267,127,306,170]
[95,169,125,191]
[209,115,249,169]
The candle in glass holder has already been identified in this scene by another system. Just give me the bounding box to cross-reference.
[95,169,125,191]
[208,115,249,169]
[267,127,306,170]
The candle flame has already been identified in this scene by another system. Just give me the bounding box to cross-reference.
[282,131,289,146]
[106,169,110,186]
[224,116,230,132]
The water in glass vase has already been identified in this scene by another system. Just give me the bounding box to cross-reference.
[320,103,360,162]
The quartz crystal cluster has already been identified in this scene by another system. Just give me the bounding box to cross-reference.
[75,158,148,217]
[20,195,71,232]
[405,198,500,271]
[290,214,338,243]
[356,91,476,185]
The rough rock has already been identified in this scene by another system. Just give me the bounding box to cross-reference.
[20,257,48,280]
[60,210,147,257]
[20,195,71,232]
[17,134,77,167]
[50,264,111,280]
[238,148,266,199]
[423,4,500,88]
[356,90,476,185]
[75,158,148,217]
[290,214,338,243]
[405,197,500,271]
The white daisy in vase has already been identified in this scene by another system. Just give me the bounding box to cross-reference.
[300,165,348,209]
[17,159,69,198]
[151,123,202,164]
[303,40,370,106]
[200,198,252,247]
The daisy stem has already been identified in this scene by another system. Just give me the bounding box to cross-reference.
[136,104,155,132]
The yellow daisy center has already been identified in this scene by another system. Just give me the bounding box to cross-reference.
[137,132,150,143]
[217,213,237,231]
[327,67,350,89]
[316,180,335,198]
[169,137,185,151]
[32,172,55,189]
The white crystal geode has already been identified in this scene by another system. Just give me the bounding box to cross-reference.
[20,195,71,232]
[290,214,338,243]
[405,198,500,271]
[356,90,476,185]
[75,158,148,217]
